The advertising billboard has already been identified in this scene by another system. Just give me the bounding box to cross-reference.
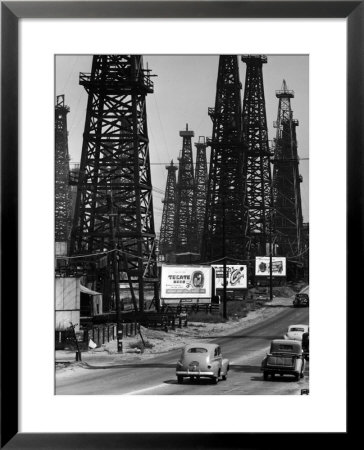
[160,265,212,301]
[255,257,287,277]
[212,265,248,290]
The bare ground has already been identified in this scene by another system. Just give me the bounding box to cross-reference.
[56,295,294,373]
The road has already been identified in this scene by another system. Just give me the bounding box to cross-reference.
[56,305,309,395]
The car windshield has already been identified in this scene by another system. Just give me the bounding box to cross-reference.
[187,347,208,353]
[290,327,304,332]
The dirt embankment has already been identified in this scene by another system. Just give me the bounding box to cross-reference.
[56,291,299,371]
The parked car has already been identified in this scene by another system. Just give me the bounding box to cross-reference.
[302,331,309,360]
[261,339,305,381]
[293,293,309,307]
[283,324,309,341]
[176,343,229,384]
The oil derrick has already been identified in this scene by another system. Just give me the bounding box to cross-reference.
[190,137,208,254]
[55,95,73,254]
[242,55,273,256]
[70,55,159,312]
[272,80,304,278]
[174,124,195,255]
[201,55,248,263]
[159,160,178,261]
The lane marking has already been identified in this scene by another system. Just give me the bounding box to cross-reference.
[123,383,169,395]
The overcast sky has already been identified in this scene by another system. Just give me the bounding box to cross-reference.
[55,54,309,233]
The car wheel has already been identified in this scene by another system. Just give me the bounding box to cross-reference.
[294,373,299,381]
[222,372,227,381]
[300,371,304,378]
[213,375,219,384]
[263,372,269,381]
[177,376,183,384]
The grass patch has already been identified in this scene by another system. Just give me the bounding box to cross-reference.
[188,311,228,323]
[187,301,249,323]
[226,301,248,318]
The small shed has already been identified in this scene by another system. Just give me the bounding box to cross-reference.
[55,277,80,331]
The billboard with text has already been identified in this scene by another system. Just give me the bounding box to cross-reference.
[212,265,248,289]
[255,257,286,276]
[161,265,212,299]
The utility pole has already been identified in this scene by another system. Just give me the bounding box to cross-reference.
[269,223,273,301]
[222,202,227,319]
[109,197,123,353]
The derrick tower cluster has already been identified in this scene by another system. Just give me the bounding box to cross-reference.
[158,55,305,280]
[55,95,73,251]
[191,137,208,253]
[174,125,195,254]
[272,80,304,276]
[159,160,178,258]
[69,55,159,312]
[202,55,247,263]
[242,55,273,257]
[55,54,307,325]
[159,126,209,263]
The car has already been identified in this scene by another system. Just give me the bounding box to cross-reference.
[293,293,309,307]
[176,343,229,384]
[261,339,305,381]
[302,331,309,361]
[283,324,309,341]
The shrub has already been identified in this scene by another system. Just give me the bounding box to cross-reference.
[226,301,248,318]
[129,340,154,352]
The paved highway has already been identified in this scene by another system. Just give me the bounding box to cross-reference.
[56,305,309,395]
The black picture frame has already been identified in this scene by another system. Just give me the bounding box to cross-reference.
[1,1,357,448]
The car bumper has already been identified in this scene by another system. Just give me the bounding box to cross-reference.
[262,367,296,375]
[176,370,215,377]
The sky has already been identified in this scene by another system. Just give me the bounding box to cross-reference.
[55,54,309,234]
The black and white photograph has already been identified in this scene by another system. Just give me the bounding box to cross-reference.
[54,54,309,395]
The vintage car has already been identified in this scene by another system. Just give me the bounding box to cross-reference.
[176,343,229,384]
[283,324,309,341]
[302,331,309,360]
[261,339,305,381]
[293,293,309,307]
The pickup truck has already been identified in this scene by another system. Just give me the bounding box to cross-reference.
[261,339,305,381]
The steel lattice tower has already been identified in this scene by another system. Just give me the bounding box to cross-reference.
[55,95,73,250]
[159,160,178,257]
[190,137,208,254]
[70,55,158,312]
[242,55,273,255]
[272,80,304,267]
[174,124,195,253]
[201,55,248,262]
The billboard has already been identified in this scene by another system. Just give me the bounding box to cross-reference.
[212,265,248,289]
[255,257,287,276]
[160,265,212,299]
